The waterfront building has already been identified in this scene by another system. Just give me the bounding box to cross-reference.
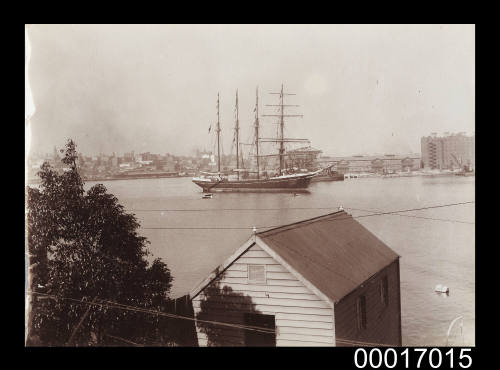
[137,160,153,166]
[162,163,177,172]
[421,132,475,170]
[319,154,421,174]
[124,151,135,162]
[99,155,110,165]
[190,211,402,347]
[287,146,322,169]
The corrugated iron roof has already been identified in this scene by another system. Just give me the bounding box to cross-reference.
[257,211,399,303]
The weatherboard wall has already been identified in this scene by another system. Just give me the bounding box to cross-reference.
[191,243,335,346]
[333,259,402,346]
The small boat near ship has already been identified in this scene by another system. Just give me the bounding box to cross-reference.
[192,85,320,192]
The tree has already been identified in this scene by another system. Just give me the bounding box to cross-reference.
[26,139,174,346]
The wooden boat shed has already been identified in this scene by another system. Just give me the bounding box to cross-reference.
[189,210,402,346]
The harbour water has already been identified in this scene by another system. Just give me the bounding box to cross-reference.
[83,175,475,346]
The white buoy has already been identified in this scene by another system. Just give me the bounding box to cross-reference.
[435,284,449,294]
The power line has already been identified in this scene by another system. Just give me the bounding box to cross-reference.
[129,201,474,213]
[391,214,474,224]
[129,207,339,212]
[346,206,475,225]
[352,201,474,219]
[27,200,474,345]
[27,290,275,334]
[335,338,394,347]
[138,201,475,230]
[143,226,259,230]
[27,290,397,347]
[106,334,144,347]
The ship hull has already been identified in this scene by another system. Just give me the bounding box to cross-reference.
[192,174,315,192]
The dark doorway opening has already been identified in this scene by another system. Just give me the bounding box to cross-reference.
[244,313,276,346]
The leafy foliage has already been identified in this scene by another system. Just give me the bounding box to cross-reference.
[27,139,174,346]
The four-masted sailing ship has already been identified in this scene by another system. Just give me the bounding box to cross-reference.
[192,85,320,192]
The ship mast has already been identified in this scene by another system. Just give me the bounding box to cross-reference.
[279,85,285,171]
[263,84,304,174]
[255,87,260,179]
[235,90,240,179]
[216,92,221,174]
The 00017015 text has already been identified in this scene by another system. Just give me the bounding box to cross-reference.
[354,348,472,369]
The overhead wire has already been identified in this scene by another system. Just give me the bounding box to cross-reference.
[106,334,144,347]
[28,290,275,335]
[346,206,475,225]
[27,290,400,347]
[335,338,394,347]
[27,201,474,345]
[135,201,475,230]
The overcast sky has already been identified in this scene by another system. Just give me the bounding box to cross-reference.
[26,24,474,157]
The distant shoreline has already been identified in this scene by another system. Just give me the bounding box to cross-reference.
[85,174,193,182]
[26,173,193,186]
[27,170,472,187]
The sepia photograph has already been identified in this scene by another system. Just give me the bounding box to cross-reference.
[25,24,475,348]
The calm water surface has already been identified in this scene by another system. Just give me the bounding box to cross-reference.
[84,175,475,346]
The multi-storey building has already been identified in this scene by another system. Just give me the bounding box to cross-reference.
[421,133,475,170]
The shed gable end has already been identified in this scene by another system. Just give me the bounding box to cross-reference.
[192,243,336,346]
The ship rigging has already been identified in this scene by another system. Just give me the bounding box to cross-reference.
[192,85,321,192]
